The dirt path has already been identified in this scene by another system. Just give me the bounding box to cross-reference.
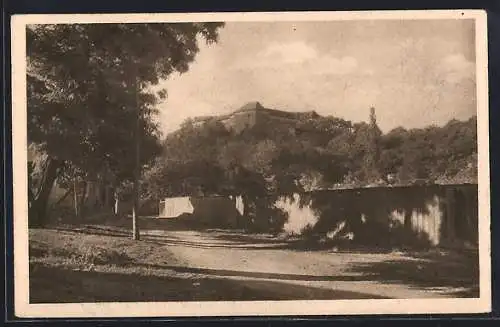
[29,220,479,302]
[141,228,474,299]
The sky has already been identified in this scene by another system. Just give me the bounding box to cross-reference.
[155,19,476,135]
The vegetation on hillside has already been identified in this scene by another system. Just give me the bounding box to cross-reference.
[138,107,477,233]
[143,109,477,200]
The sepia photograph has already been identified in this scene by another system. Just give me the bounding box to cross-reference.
[11,10,490,317]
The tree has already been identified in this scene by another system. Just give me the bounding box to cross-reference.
[377,116,477,184]
[27,22,225,229]
[379,127,407,181]
[363,107,382,183]
[144,118,232,199]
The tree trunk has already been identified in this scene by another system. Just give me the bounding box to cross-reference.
[51,187,72,209]
[73,178,79,217]
[78,181,88,218]
[114,191,119,216]
[132,77,141,240]
[28,158,62,228]
[28,185,35,211]
[86,181,97,213]
[241,194,247,226]
[104,186,112,212]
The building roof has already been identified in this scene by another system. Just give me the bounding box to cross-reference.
[191,101,318,125]
[235,101,264,112]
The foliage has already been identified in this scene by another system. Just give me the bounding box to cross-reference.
[27,22,225,226]
[380,116,477,184]
[145,109,477,199]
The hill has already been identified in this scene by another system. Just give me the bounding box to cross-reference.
[150,102,477,198]
[190,101,321,134]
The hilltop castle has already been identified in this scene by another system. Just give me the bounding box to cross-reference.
[191,101,320,133]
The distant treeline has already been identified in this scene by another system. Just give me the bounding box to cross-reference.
[142,109,477,199]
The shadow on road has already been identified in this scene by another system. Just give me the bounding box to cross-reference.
[29,264,388,303]
[128,258,478,298]
[133,262,366,282]
[347,250,480,298]
[54,225,291,250]
[53,224,395,252]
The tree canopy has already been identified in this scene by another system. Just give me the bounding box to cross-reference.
[27,22,225,226]
[144,109,477,203]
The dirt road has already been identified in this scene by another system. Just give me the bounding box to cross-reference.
[140,227,478,299]
[29,218,479,302]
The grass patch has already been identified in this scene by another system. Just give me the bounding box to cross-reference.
[29,228,180,272]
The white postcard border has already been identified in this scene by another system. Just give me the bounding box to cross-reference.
[11,10,491,318]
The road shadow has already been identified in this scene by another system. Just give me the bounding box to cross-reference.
[49,215,208,231]
[52,225,293,250]
[127,261,479,298]
[133,262,366,282]
[347,249,480,298]
[49,218,428,254]
[209,231,401,253]
[29,264,388,303]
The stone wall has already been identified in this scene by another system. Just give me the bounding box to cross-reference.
[159,184,478,249]
[278,184,478,248]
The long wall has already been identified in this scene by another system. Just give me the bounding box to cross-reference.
[275,184,478,248]
[159,184,478,249]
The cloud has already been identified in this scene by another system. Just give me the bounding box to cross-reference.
[258,41,318,64]
[439,53,475,84]
[156,21,476,135]
[313,56,358,75]
[363,68,375,76]
[233,41,359,76]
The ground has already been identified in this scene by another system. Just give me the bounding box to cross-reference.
[29,216,479,303]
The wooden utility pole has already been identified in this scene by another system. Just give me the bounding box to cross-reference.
[132,76,141,240]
